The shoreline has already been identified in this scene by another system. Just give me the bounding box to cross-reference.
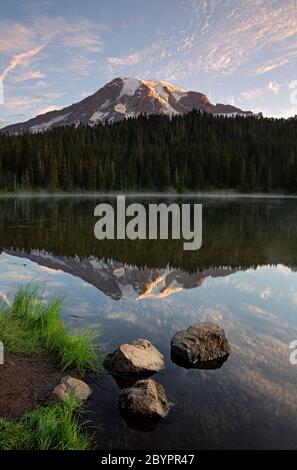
[0,190,297,199]
[0,285,98,450]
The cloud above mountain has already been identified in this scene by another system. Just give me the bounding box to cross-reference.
[0,0,296,127]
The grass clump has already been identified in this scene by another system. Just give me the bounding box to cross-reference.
[0,284,99,450]
[0,284,98,375]
[0,396,91,450]
[0,419,29,450]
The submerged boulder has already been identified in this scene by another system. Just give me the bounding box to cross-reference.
[54,376,92,402]
[103,339,164,377]
[118,379,169,418]
[171,322,231,368]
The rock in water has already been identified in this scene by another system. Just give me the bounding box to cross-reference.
[118,379,169,418]
[171,322,231,368]
[103,339,164,377]
[54,376,92,402]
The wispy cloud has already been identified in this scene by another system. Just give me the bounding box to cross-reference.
[0,46,44,82]
[1,0,297,123]
[31,16,106,53]
[108,52,141,67]
[2,92,64,111]
[252,56,296,76]
[0,16,106,85]
[0,22,34,53]
[67,56,97,77]
[241,88,263,101]
[0,14,107,123]
[0,16,106,54]
[106,0,297,85]
[13,70,46,83]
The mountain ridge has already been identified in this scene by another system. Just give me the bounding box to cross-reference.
[4,249,236,301]
[1,77,253,133]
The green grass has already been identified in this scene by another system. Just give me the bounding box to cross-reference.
[0,284,99,375]
[0,396,91,450]
[0,284,100,450]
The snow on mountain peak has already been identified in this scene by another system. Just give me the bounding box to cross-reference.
[118,77,142,97]
[0,77,253,134]
[142,79,185,93]
[117,77,186,107]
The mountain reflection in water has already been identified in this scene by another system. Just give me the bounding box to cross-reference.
[0,196,297,449]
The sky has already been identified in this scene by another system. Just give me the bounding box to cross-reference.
[0,0,297,127]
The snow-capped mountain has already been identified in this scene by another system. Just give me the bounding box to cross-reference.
[0,77,253,134]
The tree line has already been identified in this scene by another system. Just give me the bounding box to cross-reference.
[0,111,297,192]
[1,197,297,271]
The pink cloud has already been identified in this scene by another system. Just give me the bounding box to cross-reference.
[108,52,141,66]
[37,104,62,115]
[0,46,44,82]
[13,70,46,83]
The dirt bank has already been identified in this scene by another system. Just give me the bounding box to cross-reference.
[0,353,65,419]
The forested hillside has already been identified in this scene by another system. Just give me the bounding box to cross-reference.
[0,111,297,192]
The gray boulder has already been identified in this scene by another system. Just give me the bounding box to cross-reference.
[103,339,164,377]
[171,322,231,368]
[118,379,169,418]
[54,376,92,402]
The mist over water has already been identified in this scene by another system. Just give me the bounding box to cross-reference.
[2,191,297,199]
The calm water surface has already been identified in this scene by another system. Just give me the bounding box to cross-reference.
[0,196,296,449]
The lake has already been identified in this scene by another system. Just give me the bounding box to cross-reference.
[0,195,297,449]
